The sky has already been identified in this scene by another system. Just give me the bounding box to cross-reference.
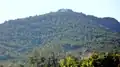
[0,0,120,23]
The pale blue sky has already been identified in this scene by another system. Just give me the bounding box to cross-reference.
[0,0,120,23]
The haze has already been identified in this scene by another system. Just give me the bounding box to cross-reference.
[0,0,120,23]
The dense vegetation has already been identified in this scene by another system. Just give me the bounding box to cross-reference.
[0,9,120,60]
[0,52,120,67]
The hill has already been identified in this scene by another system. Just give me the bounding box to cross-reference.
[0,9,120,59]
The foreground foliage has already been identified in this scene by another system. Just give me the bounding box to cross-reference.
[59,52,120,67]
[1,52,120,67]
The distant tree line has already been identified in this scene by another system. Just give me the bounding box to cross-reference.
[0,51,120,67]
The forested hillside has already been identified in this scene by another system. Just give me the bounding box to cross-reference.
[0,9,120,60]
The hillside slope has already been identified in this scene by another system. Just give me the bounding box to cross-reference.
[0,9,120,59]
